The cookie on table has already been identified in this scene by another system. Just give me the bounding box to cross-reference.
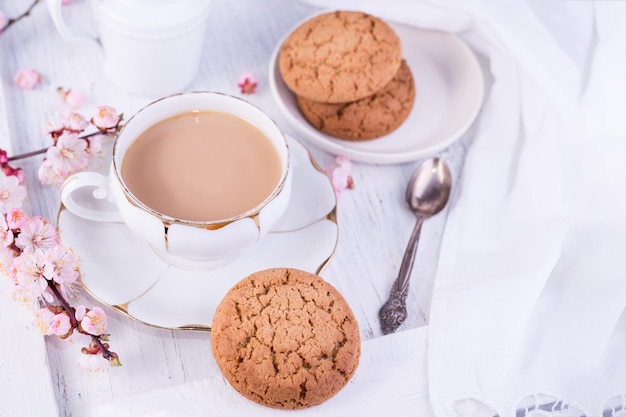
[211,268,361,410]
[278,10,402,104]
[297,59,416,141]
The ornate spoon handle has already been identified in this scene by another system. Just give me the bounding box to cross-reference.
[379,215,424,335]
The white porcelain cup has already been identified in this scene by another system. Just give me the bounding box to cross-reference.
[61,92,292,270]
[46,0,211,97]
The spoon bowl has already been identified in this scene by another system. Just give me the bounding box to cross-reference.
[379,157,452,335]
[406,158,452,217]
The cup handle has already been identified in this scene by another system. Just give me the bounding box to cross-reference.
[61,172,124,223]
[46,0,101,49]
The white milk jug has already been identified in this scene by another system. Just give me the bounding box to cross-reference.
[47,0,212,97]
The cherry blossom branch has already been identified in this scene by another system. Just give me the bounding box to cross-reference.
[1,106,123,370]
[46,279,78,327]
[6,147,47,161]
[46,280,121,366]
[0,0,42,33]
[88,333,120,365]
[2,204,122,369]
[7,130,114,162]
[1,106,122,186]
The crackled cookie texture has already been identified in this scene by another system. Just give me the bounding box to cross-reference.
[211,268,361,410]
[297,59,416,141]
[278,10,402,103]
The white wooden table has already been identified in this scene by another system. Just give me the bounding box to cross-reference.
[0,0,470,415]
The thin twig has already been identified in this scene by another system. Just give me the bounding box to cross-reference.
[7,131,114,162]
[47,280,78,328]
[1,0,42,33]
[47,280,117,362]
[6,147,47,161]
[89,334,116,362]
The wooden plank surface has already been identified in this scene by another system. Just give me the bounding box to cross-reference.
[0,1,470,415]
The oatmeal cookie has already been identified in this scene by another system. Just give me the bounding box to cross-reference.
[211,268,361,410]
[278,10,402,103]
[297,59,415,140]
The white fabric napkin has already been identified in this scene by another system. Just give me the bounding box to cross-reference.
[87,326,431,417]
[301,1,626,416]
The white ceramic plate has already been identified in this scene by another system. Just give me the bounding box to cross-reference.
[269,16,485,164]
[58,136,338,331]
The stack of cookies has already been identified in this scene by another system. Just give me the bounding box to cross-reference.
[278,10,415,141]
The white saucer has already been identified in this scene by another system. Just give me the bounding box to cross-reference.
[57,136,338,331]
[269,15,485,164]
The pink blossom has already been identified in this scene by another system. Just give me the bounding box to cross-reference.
[2,165,25,185]
[44,111,91,144]
[15,169,25,185]
[0,215,13,247]
[92,106,120,130]
[3,145,25,184]
[65,90,86,107]
[238,71,258,94]
[34,308,72,337]
[80,307,107,336]
[78,352,108,372]
[14,68,42,89]
[58,88,87,108]
[11,250,50,303]
[6,207,29,229]
[43,244,80,293]
[325,155,354,199]
[38,160,66,185]
[14,216,60,254]
[62,0,72,4]
[33,307,56,335]
[64,113,89,132]
[45,132,90,178]
[87,135,103,154]
[43,113,67,136]
[50,312,72,337]
[75,305,87,321]
[0,173,27,212]
[0,246,17,275]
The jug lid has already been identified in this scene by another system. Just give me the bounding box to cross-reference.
[98,0,212,35]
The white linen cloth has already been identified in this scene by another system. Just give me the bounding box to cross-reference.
[87,326,431,417]
[301,1,626,416]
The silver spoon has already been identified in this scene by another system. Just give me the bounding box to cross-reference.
[379,157,452,335]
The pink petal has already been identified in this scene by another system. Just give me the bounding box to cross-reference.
[238,71,258,94]
[6,208,28,229]
[51,313,72,336]
[91,106,120,130]
[81,307,108,335]
[65,113,89,132]
[78,353,108,372]
[15,68,42,90]
[325,155,355,199]
[75,305,87,321]
[58,88,87,108]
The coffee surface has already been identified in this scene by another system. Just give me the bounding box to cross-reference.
[121,111,283,221]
